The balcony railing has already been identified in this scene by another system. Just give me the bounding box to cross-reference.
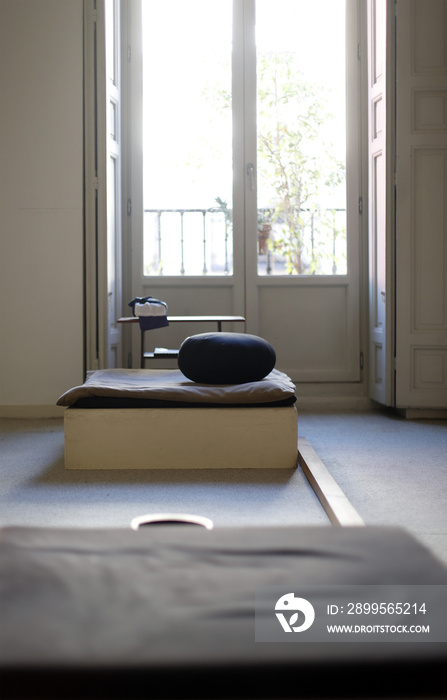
[144,207,231,276]
[143,206,346,276]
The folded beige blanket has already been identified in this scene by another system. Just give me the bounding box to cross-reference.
[56,368,296,406]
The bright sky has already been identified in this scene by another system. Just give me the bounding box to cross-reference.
[142,0,346,210]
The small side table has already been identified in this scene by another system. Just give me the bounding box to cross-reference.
[117,315,246,368]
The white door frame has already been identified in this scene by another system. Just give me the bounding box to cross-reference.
[84,0,123,370]
[122,0,364,385]
[367,0,396,406]
[84,0,100,371]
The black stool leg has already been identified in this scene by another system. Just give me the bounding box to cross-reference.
[140,329,145,368]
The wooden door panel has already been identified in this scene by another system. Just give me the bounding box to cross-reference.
[395,0,447,408]
[367,0,394,405]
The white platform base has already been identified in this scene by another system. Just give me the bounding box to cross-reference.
[64,406,298,470]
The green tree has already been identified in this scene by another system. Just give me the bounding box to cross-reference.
[205,51,345,274]
[257,52,344,274]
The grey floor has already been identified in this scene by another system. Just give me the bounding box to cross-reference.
[1,407,446,567]
[0,416,328,531]
[298,407,447,567]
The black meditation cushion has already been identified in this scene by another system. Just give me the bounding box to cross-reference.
[178,332,276,384]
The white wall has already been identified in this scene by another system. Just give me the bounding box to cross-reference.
[0,0,84,416]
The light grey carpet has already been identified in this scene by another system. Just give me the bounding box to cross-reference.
[0,417,328,530]
[297,407,447,566]
[1,409,446,568]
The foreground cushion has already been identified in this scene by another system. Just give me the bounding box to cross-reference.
[2,526,447,700]
[178,332,276,384]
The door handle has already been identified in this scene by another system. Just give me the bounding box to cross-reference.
[247,163,255,191]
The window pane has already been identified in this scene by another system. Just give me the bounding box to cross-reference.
[142,0,233,276]
[256,0,347,275]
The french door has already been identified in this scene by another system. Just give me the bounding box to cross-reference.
[367,0,394,405]
[125,0,362,382]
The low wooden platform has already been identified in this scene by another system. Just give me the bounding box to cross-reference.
[64,405,298,470]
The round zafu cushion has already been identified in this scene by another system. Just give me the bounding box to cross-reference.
[178,332,276,384]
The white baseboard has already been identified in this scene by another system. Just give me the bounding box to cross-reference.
[0,405,65,419]
[396,408,447,420]
[296,394,374,412]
